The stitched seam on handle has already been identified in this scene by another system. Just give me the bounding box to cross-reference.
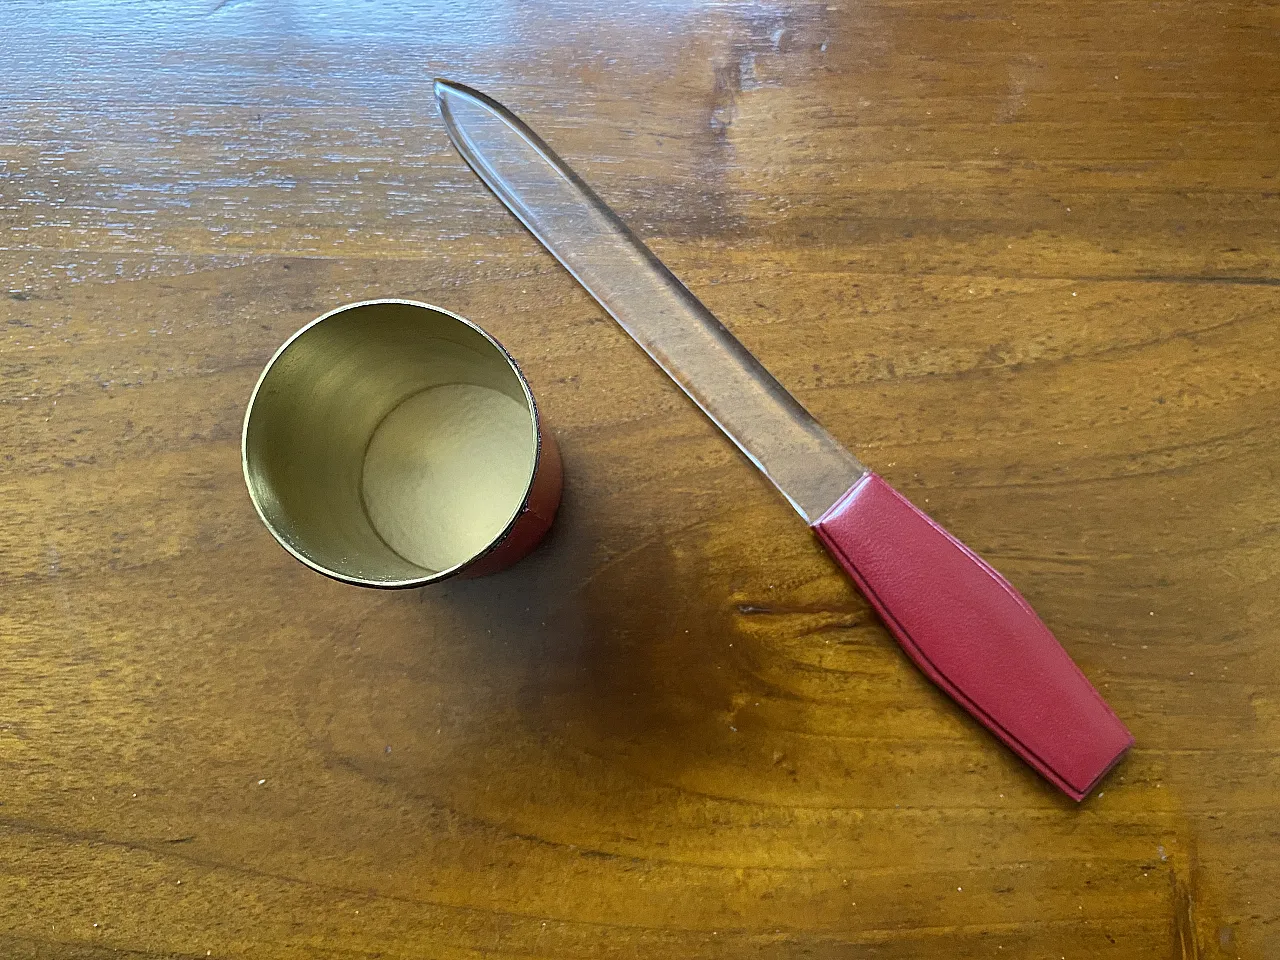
[815,475,1133,800]
[820,476,1134,739]
[817,527,1085,800]
[872,479,1132,730]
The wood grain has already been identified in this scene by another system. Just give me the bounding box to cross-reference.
[2,0,1278,957]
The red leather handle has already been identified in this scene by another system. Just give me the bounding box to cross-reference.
[813,473,1133,801]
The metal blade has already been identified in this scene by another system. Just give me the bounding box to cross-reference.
[435,79,866,522]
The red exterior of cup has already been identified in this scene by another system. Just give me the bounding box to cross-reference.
[460,410,563,578]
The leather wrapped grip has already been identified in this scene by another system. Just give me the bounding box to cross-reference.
[813,473,1133,801]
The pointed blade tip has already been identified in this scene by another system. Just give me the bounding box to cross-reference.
[433,77,456,101]
[434,78,487,101]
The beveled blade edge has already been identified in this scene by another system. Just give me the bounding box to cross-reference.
[434,78,866,522]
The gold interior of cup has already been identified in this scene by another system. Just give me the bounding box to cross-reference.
[242,300,538,586]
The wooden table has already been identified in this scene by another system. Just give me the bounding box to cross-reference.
[3,1,1277,956]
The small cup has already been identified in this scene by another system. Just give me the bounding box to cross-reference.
[242,299,561,587]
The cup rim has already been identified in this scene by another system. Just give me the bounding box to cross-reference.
[241,297,545,588]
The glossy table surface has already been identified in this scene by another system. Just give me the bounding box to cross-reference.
[2,1,1278,957]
